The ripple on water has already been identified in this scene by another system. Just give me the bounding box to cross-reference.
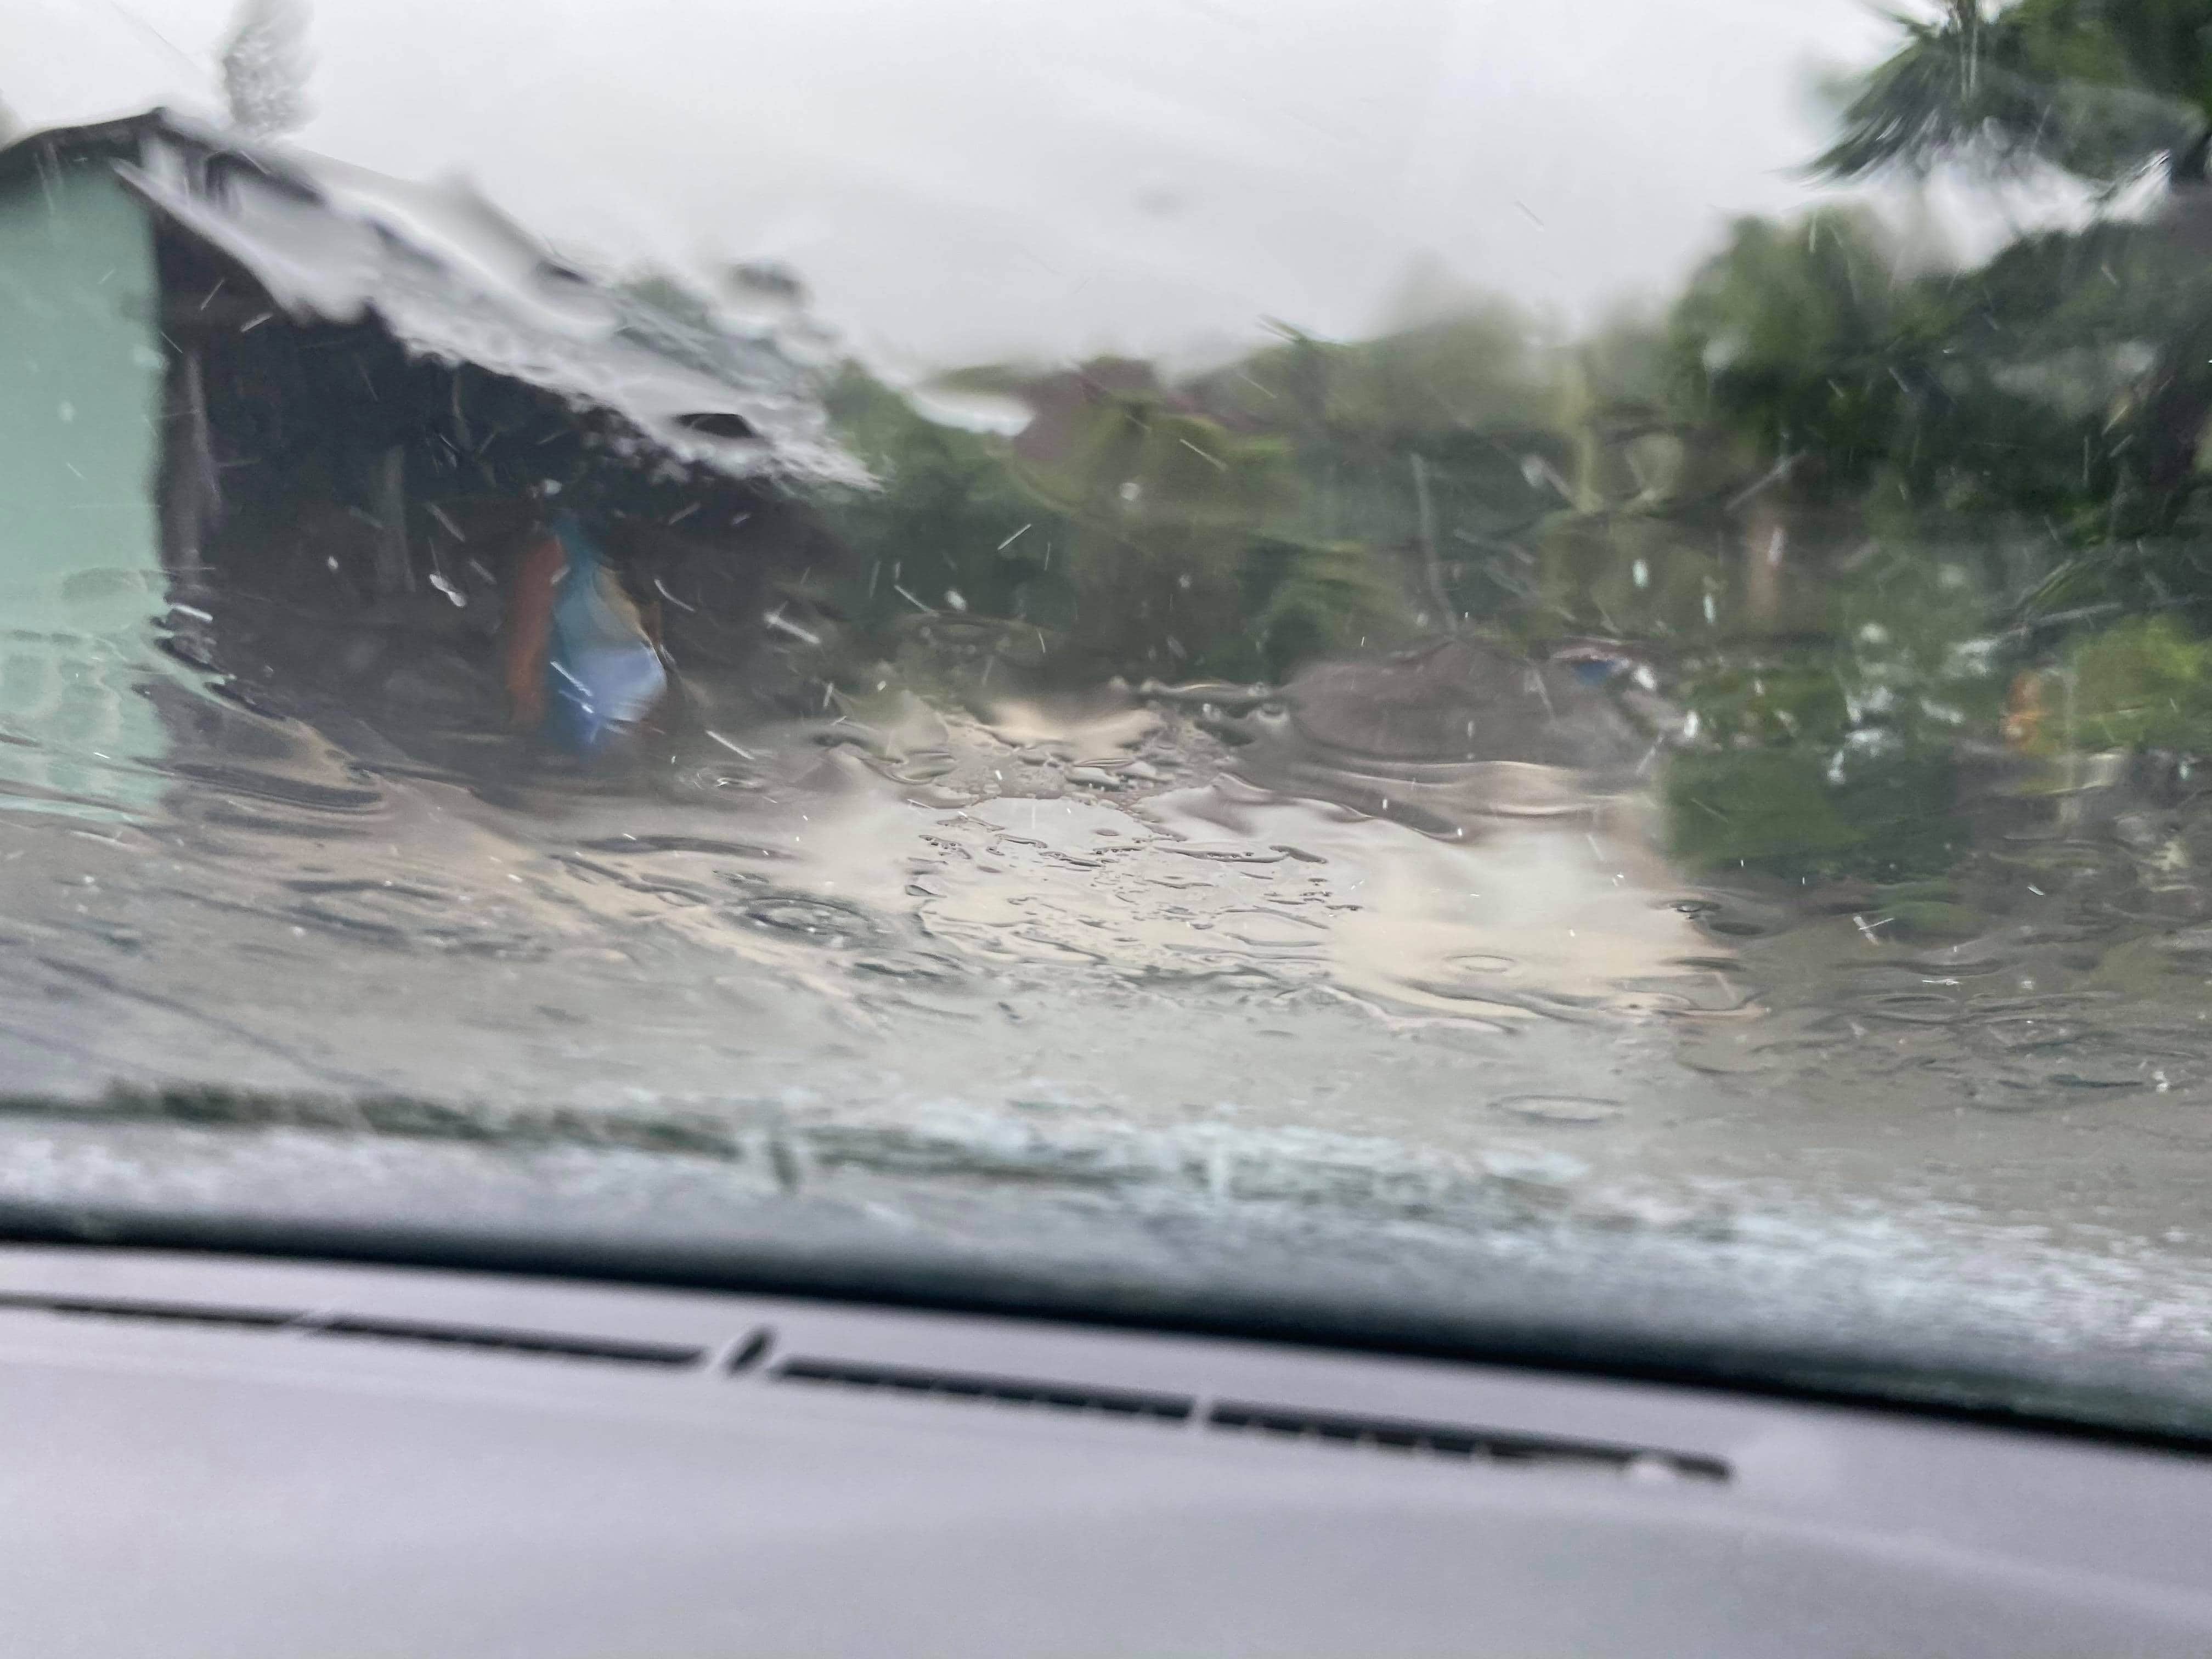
[1905,936,2024,977]
[166,761,383,816]
[1447,952,1515,975]
[575,834,787,861]
[1980,1015,2090,1052]
[1492,1094,1626,1125]
[1855,991,1963,1027]
[736,892,885,948]
[282,877,547,957]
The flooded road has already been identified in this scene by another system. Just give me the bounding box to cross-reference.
[6,651,2211,1302]
[16,22,2212,1440]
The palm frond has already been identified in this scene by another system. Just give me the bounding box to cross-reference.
[1814,1,2200,185]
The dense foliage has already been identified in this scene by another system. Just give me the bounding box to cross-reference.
[797,1,2212,877]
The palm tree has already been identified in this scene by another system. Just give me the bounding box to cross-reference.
[1822,3,2212,509]
[1815,0,2209,190]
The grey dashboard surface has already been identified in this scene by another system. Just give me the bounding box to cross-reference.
[0,1246,2208,1657]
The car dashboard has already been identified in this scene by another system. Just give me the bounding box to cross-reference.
[1,1244,2207,1656]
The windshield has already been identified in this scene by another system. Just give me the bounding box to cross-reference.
[8,0,2212,1439]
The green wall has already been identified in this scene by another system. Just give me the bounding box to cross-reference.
[0,150,169,821]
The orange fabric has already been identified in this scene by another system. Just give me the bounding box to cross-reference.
[504,532,563,729]
[2003,670,2045,753]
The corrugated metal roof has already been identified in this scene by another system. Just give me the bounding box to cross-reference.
[4,109,867,489]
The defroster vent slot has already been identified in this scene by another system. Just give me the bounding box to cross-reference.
[0,1293,709,1370]
[1206,1400,1729,1482]
[772,1356,1195,1421]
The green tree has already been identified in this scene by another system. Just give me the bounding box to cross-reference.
[820,365,1070,637]
[1020,391,1299,674]
[1819,2,2212,582]
[1816,0,2210,190]
[1671,208,1924,490]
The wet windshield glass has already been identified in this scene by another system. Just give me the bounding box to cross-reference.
[8,0,2212,1435]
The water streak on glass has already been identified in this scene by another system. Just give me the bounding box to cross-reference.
[8,0,2212,1430]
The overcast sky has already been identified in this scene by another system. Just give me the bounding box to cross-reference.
[4,0,1903,366]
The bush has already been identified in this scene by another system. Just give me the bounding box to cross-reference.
[1666,746,1957,879]
[2061,617,2212,754]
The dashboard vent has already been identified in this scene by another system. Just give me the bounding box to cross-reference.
[768,1361,1724,1480]
[0,1291,1725,1481]
[771,1356,1195,1422]
[1207,1399,1729,1482]
[0,1293,709,1370]
[0,1293,301,1330]
[309,1315,705,1368]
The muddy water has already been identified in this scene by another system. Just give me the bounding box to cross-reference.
[4,663,2210,1314]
